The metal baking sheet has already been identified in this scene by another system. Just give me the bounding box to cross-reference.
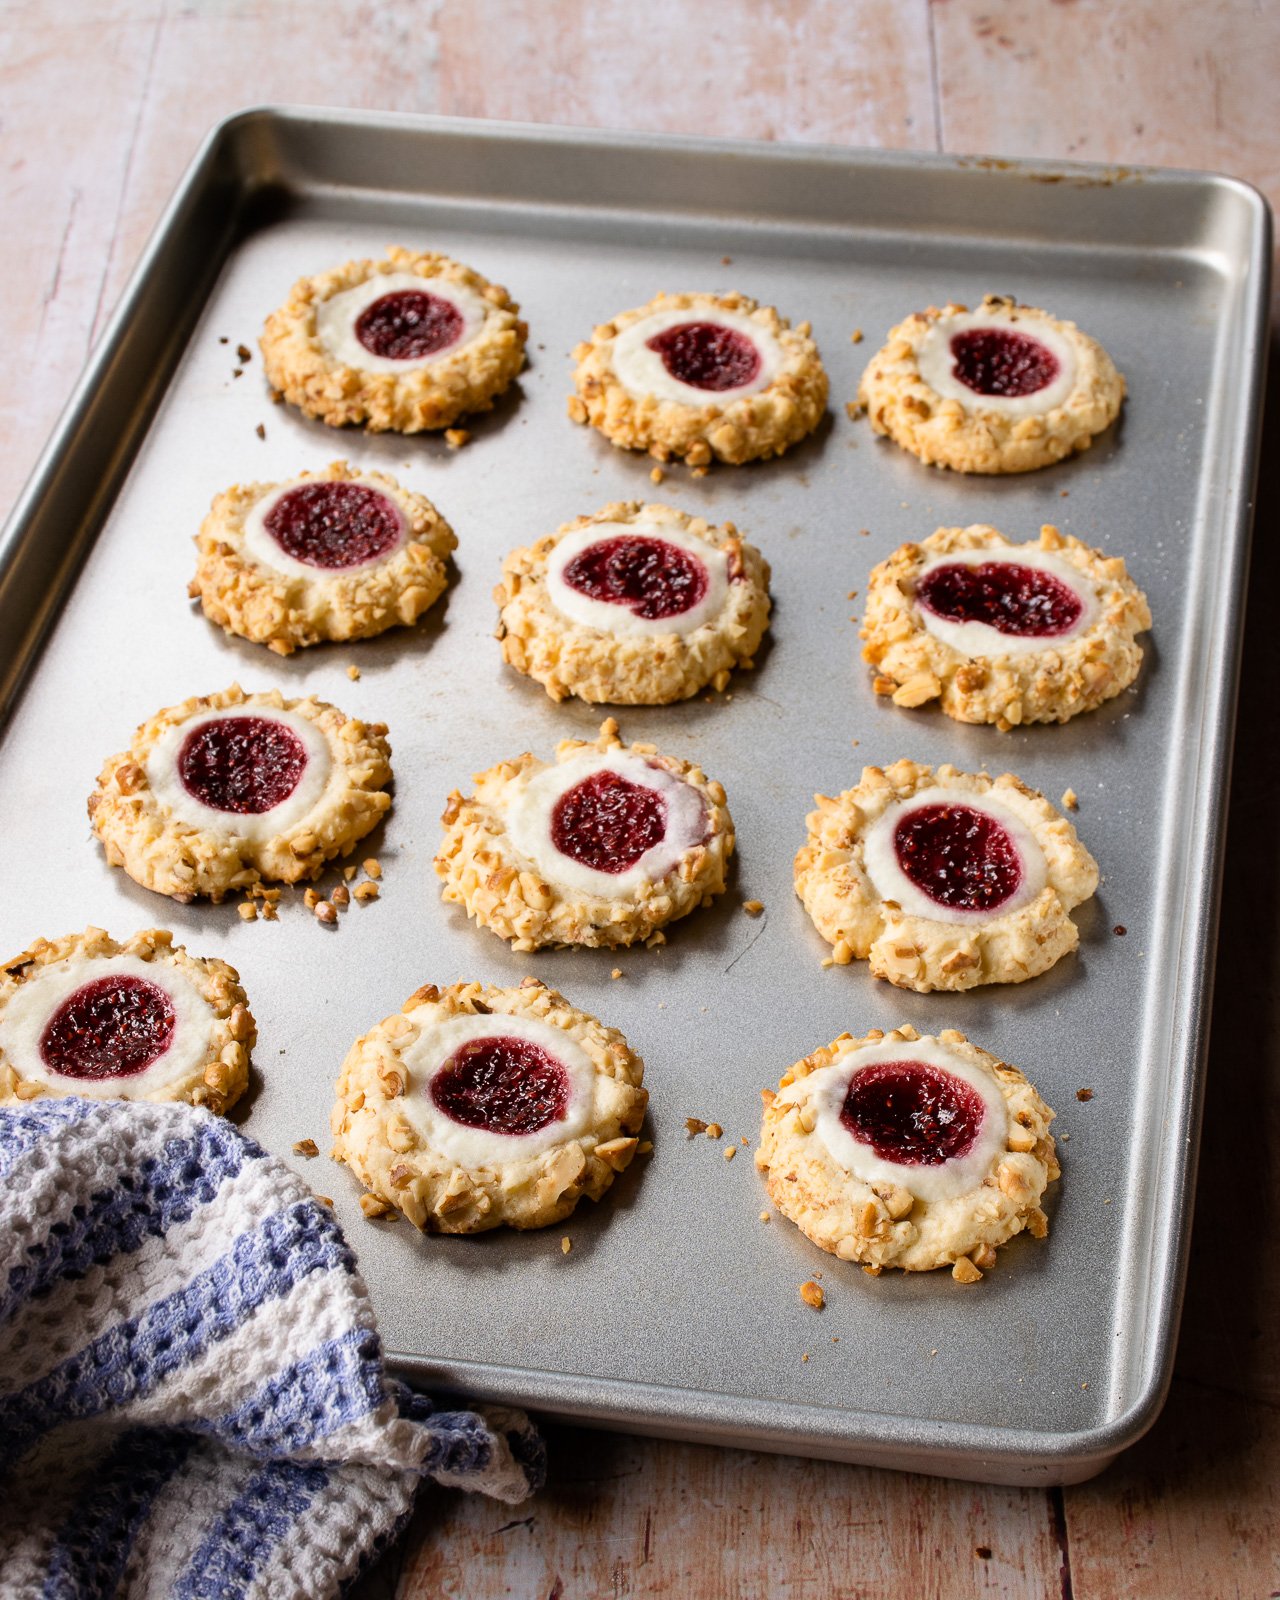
[0,110,1269,1486]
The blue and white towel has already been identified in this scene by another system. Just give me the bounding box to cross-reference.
[0,1097,544,1598]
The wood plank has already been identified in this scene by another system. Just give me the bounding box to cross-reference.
[392,1428,1063,1600]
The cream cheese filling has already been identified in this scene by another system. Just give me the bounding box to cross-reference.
[916,310,1077,417]
[316,272,490,375]
[241,476,409,584]
[862,787,1047,926]
[913,546,1097,658]
[0,954,215,1099]
[610,306,783,407]
[545,521,730,639]
[778,1036,1008,1204]
[506,750,707,900]
[146,708,333,842]
[398,1012,596,1168]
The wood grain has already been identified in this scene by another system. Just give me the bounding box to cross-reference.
[1,3,1276,1596]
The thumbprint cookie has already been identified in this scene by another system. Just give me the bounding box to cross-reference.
[857,295,1124,474]
[757,1024,1057,1278]
[0,927,254,1113]
[191,461,456,655]
[436,719,733,950]
[861,523,1151,727]
[260,246,526,432]
[569,291,827,466]
[495,501,771,703]
[794,759,1098,992]
[89,685,392,902]
[331,977,647,1232]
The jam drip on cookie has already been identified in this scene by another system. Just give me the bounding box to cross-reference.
[563,536,709,621]
[551,768,668,874]
[40,974,176,1080]
[355,289,464,361]
[916,560,1084,638]
[950,328,1059,398]
[430,1035,569,1135]
[839,1059,983,1166]
[178,716,308,814]
[646,322,762,392]
[894,803,1023,913]
[264,482,403,570]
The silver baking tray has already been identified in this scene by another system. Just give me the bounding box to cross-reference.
[0,110,1269,1486]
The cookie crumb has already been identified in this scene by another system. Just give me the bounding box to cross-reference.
[846,589,859,600]
[800,1280,825,1310]
[237,902,258,922]
[845,401,863,421]
[344,865,357,881]
[1081,1381,1089,1390]
[851,328,864,344]
[314,899,337,925]
[760,1211,771,1222]
[314,1194,334,1207]
[261,902,279,921]
[976,1547,992,1561]
[1076,1087,1094,1102]
[723,1145,736,1162]
[1113,924,1127,936]
[254,422,266,440]
[347,664,361,681]
[363,858,382,879]
[236,343,252,363]
[705,1123,723,1140]
[610,967,623,979]
[353,881,380,904]
[360,1193,394,1219]
[858,527,870,537]
[685,1117,709,1137]
[743,899,764,917]
[292,1138,319,1158]
[1062,787,1078,810]
[560,1236,572,1255]
[445,427,471,450]
[650,466,666,484]
[801,1352,810,1362]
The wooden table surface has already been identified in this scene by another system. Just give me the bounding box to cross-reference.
[3,4,1277,1596]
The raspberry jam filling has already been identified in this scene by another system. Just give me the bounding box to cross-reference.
[430,1035,569,1136]
[646,321,762,392]
[563,536,709,621]
[551,769,668,874]
[39,974,176,1080]
[355,289,464,361]
[263,482,402,570]
[894,803,1023,914]
[916,560,1084,638]
[839,1059,983,1166]
[950,328,1059,398]
[178,716,308,815]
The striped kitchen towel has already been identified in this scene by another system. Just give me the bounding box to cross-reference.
[0,1096,545,1598]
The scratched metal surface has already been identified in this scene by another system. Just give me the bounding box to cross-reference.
[0,112,1268,1483]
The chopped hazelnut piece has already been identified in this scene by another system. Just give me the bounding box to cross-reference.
[347,664,361,681]
[723,1146,736,1162]
[610,967,623,980]
[705,1123,723,1140]
[304,888,320,910]
[363,858,382,879]
[800,1280,825,1310]
[650,466,665,484]
[360,1194,394,1219]
[684,1117,708,1137]
[445,427,470,450]
[293,1138,319,1158]
[1062,787,1078,810]
[237,902,258,922]
[314,900,337,925]
[353,881,379,903]
[742,899,764,917]
[332,884,350,907]
[1076,1087,1094,1102]
[560,1236,572,1255]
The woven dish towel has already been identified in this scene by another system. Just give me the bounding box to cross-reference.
[0,1096,545,1599]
